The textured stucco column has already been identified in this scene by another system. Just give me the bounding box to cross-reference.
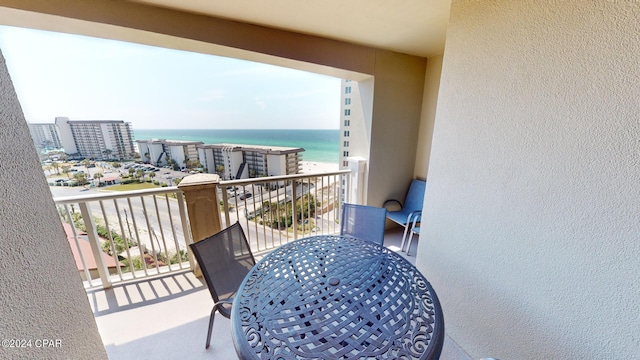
[177,174,222,276]
[0,50,107,359]
[420,1,640,358]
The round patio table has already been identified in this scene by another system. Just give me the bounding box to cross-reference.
[231,235,444,359]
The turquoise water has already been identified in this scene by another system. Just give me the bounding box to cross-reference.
[133,129,340,164]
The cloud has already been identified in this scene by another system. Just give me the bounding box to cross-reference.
[254,97,267,110]
[197,89,226,102]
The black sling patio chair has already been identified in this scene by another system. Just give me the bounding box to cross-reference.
[189,222,256,349]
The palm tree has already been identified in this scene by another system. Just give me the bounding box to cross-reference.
[73,172,87,185]
[148,171,156,182]
[51,161,60,174]
[61,165,71,179]
[167,158,178,170]
[102,149,113,160]
[93,172,103,186]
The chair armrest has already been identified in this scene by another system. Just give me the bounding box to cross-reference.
[410,214,421,229]
[406,210,422,224]
[213,298,234,307]
[383,199,403,209]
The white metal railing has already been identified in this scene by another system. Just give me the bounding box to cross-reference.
[218,170,352,253]
[54,187,193,289]
[53,169,354,289]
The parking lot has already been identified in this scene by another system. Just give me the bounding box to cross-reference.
[45,161,193,189]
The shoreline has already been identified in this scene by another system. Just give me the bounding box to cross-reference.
[299,161,339,174]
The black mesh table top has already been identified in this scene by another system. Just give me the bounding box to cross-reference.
[231,235,444,360]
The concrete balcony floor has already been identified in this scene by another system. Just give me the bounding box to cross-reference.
[89,227,471,360]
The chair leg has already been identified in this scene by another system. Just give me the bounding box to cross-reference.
[399,224,411,252]
[406,232,416,257]
[205,307,216,349]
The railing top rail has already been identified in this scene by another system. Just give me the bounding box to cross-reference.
[53,186,181,205]
[220,169,351,187]
[52,169,350,204]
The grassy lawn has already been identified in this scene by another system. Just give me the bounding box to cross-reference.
[104,182,161,191]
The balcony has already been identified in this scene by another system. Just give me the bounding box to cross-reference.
[87,227,468,360]
[55,168,468,359]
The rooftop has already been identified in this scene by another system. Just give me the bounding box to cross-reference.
[199,143,305,154]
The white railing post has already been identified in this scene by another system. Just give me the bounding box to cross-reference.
[347,156,367,205]
[78,202,112,289]
[291,180,298,239]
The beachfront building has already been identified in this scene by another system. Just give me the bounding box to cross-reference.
[55,117,136,160]
[28,122,63,152]
[136,139,203,169]
[197,143,304,180]
[339,79,371,169]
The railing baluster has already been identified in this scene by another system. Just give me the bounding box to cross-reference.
[140,196,159,275]
[175,191,194,270]
[113,199,136,280]
[164,194,183,269]
[291,179,298,240]
[151,194,171,273]
[63,204,95,287]
[98,200,124,281]
[335,174,339,233]
[249,183,260,251]
[127,197,148,276]
[78,201,112,289]
[221,186,231,228]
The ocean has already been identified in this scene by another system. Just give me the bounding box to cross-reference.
[133,129,340,164]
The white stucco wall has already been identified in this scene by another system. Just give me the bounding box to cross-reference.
[0,51,107,359]
[54,116,77,154]
[418,1,640,358]
[368,51,427,206]
[414,54,442,180]
[266,154,284,176]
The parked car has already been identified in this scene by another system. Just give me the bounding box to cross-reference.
[239,193,252,200]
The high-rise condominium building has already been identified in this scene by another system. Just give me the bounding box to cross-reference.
[339,79,371,169]
[28,123,62,152]
[55,117,136,160]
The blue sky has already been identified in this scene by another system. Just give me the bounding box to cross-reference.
[0,25,341,130]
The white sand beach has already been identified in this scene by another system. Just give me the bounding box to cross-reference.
[300,161,339,174]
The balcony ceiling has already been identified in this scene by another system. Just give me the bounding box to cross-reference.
[130,0,451,58]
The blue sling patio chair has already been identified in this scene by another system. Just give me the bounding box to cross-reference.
[383,179,426,253]
[340,203,387,246]
[406,214,421,256]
